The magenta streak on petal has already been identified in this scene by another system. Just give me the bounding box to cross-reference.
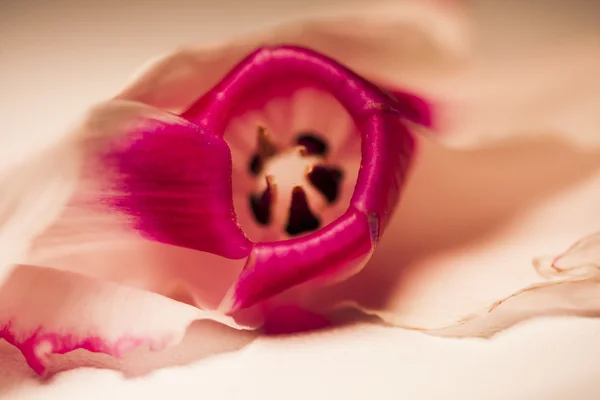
[181,46,417,311]
[99,120,252,259]
[0,323,151,375]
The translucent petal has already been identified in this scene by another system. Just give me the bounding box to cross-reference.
[304,134,600,337]
[115,1,469,116]
[535,232,600,277]
[0,265,252,375]
[0,144,78,285]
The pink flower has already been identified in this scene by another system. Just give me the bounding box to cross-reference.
[2,1,600,377]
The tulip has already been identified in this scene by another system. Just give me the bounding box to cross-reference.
[2,1,600,377]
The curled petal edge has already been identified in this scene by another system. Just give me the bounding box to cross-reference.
[326,232,600,338]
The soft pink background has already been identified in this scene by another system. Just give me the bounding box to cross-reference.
[1,1,600,399]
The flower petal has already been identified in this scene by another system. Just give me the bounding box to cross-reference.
[86,101,251,259]
[0,143,78,285]
[427,231,600,337]
[535,232,600,277]
[227,208,376,312]
[303,133,600,337]
[183,46,416,313]
[35,1,465,316]
[21,100,251,308]
[0,265,251,375]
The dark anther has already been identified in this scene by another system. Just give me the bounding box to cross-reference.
[285,186,321,236]
[307,165,343,204]
[248,153,262,176]
[249,176,275,225]
[295,132,328,156]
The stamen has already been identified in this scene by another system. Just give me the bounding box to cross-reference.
[246,125,344,235]
[248,127,279,177]
[295,132,328,156]
[285,186,321,236]
[249,175,276,225]
[307,165,343,204]
[257,126,278,160]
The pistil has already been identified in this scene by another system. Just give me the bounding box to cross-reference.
[246,128,344,237]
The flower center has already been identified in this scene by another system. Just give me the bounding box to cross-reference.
[246,127,344,238]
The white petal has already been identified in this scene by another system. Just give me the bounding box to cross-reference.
[3,100,246,310]
[116,1,469,115]
[0,138,80,285]
[0,265,252,375]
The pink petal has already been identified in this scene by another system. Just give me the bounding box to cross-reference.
[88,100,250,258]
[228,208,376,312]
[0,265,250,375]
[303,134,600,337]
[23,101,251,309]
[93,105,251,259]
